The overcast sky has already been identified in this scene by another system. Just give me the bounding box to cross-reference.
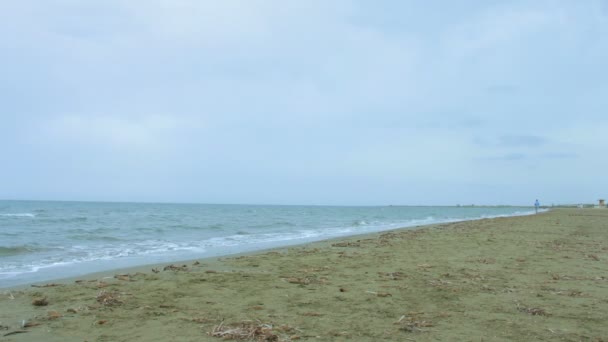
[1,1,607,206]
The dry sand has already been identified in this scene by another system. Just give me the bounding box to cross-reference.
[1,209,607,341]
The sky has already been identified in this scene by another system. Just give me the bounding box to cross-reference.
[1,0,607,206]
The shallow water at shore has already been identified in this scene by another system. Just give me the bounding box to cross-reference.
[0,200,534,287]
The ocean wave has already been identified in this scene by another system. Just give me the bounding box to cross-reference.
[135,227,166,233]
[166,223,225,231]
[0,245,48,257]
[249,221,296,229]
[68,235,123,242]
[206,223,225,230]
[351,220,369,227]
[35,216,88,224]
[0,213,36,218]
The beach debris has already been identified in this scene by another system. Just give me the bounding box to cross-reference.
[339,287,346,292]
[209,320,278,341]
[477,258,496,264]
[588,254,600,261]
[285,277,310,285]
[337,251,354,258]
[47,311,62,320]
[31,283,65,288]
[294,248,320,255]
[205,270,218,274]
[193,261,201,265]
[95,281,110,288]
[517,304,547,316]
[300,312,322,317]
[428,279,452,288]
[114,274,131,281]
[282,274,328,286]
[32,297,48,306]
[379,272,406,280]
[22,321,40,328]
[379,232,400,240]
[96,290,123,306]
[67,308,78,314]
[395,314,434,333]
[365,291,392,297]
[7,291,15,300]
[163,264,189,272]
[416,263,433,270]
[0,324,8,331]
[3,330,29,337]
[523,307,547,316]
[97,320,108,325]
[152,268,160,273]
[331,241,360,248]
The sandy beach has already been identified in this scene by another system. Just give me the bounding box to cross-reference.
[1,209,607,341]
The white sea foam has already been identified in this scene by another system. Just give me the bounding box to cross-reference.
[0,213,36,218]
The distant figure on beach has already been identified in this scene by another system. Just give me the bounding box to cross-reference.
[534,199,540,214]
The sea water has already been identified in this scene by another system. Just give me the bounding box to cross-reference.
[0,200,535,288]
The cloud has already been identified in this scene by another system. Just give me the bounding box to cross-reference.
[540,152,579,159]
[1,1,608,204]
[39,114,181,151]
[477,153,528,162]
[473,135,547,149]
[498,135,546,148]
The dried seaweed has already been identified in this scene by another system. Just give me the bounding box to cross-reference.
[163,264,189,271]
[395,314,434,333]
[209,321,278,341]
[331,241,360,247]
[32,297,48,306]
[96,290,123,306]
[31,283,65,288]
[517,304,548,316]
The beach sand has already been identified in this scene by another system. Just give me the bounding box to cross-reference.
[1,209,607,341]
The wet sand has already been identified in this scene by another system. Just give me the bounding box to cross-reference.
[1,209,607,341]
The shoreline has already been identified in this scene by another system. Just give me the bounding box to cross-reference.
[1,219,468,291]
[3,209,541,291]
[1,208,606,341]
[0,209,536,291]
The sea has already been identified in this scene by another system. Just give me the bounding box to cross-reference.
[0,200,536,288]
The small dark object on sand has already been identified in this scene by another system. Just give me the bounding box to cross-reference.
[32,297,48,306]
